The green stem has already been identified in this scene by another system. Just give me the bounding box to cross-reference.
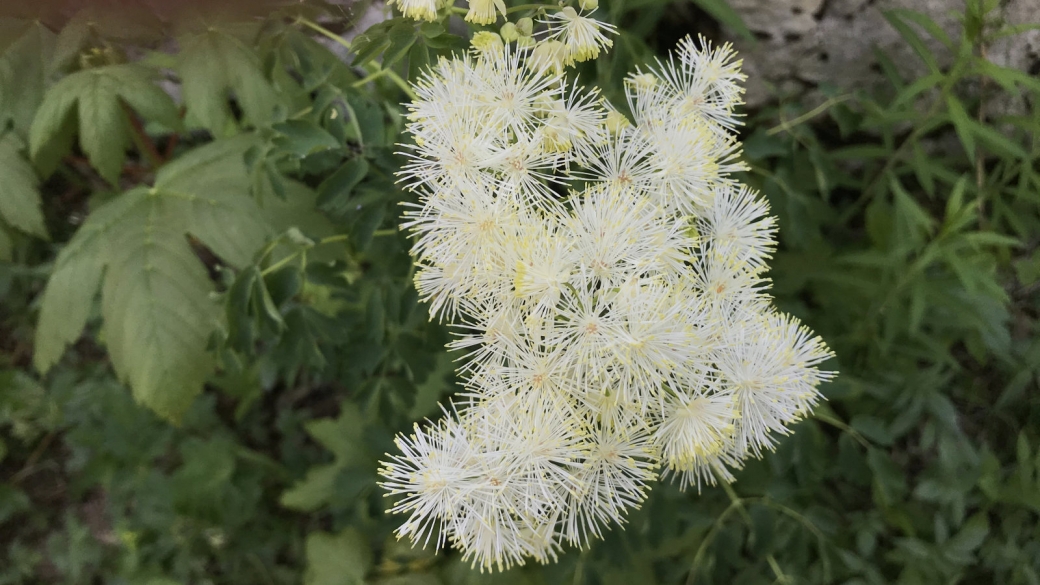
[767,555,792,585]
[297,16,418,101]
[813,411,872,450]
[685,499,742,585]
[297,16,352,51]
[319,234,353,245]
[260,234,351,276]
[835,80,953,227]
[353,68,392,88]
[386,69,419,101]
[766,94,853,137]
[506,3,546,13]
[261,251,302,277]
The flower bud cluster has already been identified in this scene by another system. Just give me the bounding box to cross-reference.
[379,34,835,571]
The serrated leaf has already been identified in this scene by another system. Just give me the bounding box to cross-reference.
[33,192,133,372]
[98,192,222,417]
[304,528,371,585]
[178,27,281,136]
[0,133,46,238]
[34,136,275,421]
[28,64,178,184]
[0,20,55,137]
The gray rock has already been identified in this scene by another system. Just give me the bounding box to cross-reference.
[724,0,1040,107]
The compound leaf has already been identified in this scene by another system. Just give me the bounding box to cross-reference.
[34,137,276,421]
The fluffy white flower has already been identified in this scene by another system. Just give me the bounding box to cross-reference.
[543,7,617,65]
[382,35,835,569]
[700,183,777,271]
[465,0,506,25]
[392,0,439,22]
[716,311,835,458]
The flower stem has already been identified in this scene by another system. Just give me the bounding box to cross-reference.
[297,16,352,51]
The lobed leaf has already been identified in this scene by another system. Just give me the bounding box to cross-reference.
[33,137,284,421]
[27,64,178,184]
[177,27,281,136]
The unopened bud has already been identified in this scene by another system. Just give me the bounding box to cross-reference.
[516,17,533,37]
[500,22,519,43]
[471,31,504,54]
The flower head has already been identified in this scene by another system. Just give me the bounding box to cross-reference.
[544,7,617,65]
[382,35,835,570]
[466,0,507,25]
[393,0,439,22]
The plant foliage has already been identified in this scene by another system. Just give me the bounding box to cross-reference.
[0,0,1038,583]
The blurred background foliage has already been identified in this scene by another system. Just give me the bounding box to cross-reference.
[0,0,1038,583]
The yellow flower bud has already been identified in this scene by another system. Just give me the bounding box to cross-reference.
[530,39,566,74]
[500,22,520,43]
[471,31,505,55]
[579,0,599,10]
[605,110,631,134]
[516,17,534,37]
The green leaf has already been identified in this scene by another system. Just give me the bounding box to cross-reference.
[1014,250,1040,286]
[0,20,55,137]
[867,447,907,504]
[170,437,237,511]
[177,27,281,136]
[384,22,417,67]
[851,415,893,446]
[970,118,1029,159]
[282,404,371,511]
[304,528,372,585]
[887,9,953,48]
[33,193,130,372]
[689,0,754,41]
[318,157,369,210]
[0,133,46,238]
[272,119,342,159]
[883,10,939,73]
[945,95,976,163]
[28,64,178,184]
[943,513,989,563]
[305,403,367,463]
[34,136,275,421]
[280,464,340,511]
[0,225,11,261]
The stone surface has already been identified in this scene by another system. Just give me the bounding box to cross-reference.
[724,0,1040,107]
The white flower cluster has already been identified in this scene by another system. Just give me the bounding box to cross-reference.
[379,35,835,571]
